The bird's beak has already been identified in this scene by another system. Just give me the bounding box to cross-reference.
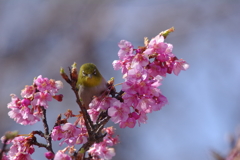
[87,74,92,79]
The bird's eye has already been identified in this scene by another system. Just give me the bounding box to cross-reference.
[82,71,87,77]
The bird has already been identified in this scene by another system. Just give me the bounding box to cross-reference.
[77,63,108,109]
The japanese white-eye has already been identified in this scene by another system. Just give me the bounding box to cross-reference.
[77,63,107,109]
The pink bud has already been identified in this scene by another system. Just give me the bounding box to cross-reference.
[45,151,54,159]
[53,94,63,102]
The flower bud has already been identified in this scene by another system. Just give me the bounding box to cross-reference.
[45,151,54,159]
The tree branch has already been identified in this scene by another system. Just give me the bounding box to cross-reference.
[61,65,125,160]
[0,139,8,159]
[40,106,54,154]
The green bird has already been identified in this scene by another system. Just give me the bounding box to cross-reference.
[77,63,108,109]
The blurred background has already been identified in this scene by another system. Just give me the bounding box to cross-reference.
[0,0,240,159]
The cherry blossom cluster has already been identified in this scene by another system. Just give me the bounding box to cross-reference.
[52,126,119,160]
[1,136,35,160]
[53,150,72,160]
[110,33,189,128]
[87,33,189,130]
[7,75,63,125]
[88,127,119,160]
[51,123,88,146]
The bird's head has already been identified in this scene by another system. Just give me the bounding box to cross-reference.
[77,63,103,88]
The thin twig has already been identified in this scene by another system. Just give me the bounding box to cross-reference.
[0,139,8,159]
[96,116,111,134]
[28,135,49,149]
[53,114,62,128]
[41,106,54,154]
[96,111,105,124]
[31,130,45,137]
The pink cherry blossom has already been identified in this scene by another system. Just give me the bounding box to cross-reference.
[89,97,101,110]
[121,80,138,95]
[104,126,115,136]
[54,151,72,160]
[129,112,140,120]
[86,126,118,159]
[153,94,168,110]
[87,126,119,159]
[108,100,130,124]
[102,127,119,146]
[89,96,119,112]
[148,61,167,77]
[137,112,148,125]
[31,91,52,109]
[60,123,82,146]
[131,53,149,69]
[112,60,122,70]
[122,93,139,107]
[48,79,63,95]
[136,80,152,96]
[119,117,136,128]
[21,85,35,98]
[99,97,117,110]
[7,94,21,109]
[52,123,87,146]
[8,136,34,160]
[90,96,114,110]
[8,95,40,125]
[10,152,33,160]
[115,55,134,76]
[34,75,49,92]
[118,40,133,60]
[173,59,189,76]
[126,66,148,81]
[145,35,168,55]
[21,98,31,106]
[19,106,40,125]
[54,80,64,90]
[75,132,87,145]
[34,75,63,96]
[88,143,116,160]
[87,108,100,123]
[104,134,119,147]
[51,126,64,141]
[165,43,173,54]
[135,97,153,113]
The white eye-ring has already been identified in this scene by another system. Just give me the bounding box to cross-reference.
[93,69,97,75]
[82,71,87,76]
